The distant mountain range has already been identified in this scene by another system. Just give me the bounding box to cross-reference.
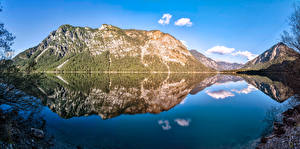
[13,24,212,72]
[189,50,243,71]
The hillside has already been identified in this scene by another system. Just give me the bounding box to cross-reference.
[14,24,212,72]
[190,50,243,71]
[242,42,300,70]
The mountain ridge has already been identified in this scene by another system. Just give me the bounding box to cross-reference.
[189,49,243,71]
[13,24,213,72]
[242,42,300,70]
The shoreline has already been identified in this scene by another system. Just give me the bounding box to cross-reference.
[257,104,300,149]
[40,71,220,74]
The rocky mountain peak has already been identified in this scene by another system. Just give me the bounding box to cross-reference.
[98,24,122,31]
[243,42,300,70]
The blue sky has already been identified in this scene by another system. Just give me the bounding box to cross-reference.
[0,0,295,63]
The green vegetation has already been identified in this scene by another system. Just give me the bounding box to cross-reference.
[62,51,109,71]
[142,55,168,71]
[110,55,148,72]
[168,58,213,72]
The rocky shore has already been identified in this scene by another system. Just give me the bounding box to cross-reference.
[0,108,53,149]
[257,104,300,149]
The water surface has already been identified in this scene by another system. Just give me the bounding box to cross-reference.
[7,73,300,149]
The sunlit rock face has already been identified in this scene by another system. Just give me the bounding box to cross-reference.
[189,75,243,95]
[13,24,211,72]
[36,74,208,119]
[241,75,294,102]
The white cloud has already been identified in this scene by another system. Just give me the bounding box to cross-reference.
[206,90,235,99]
[231,84,257,94]
[232,51,258,60]
[174,18,192,27]
[174,119,191,127]
[180,40,188,48]
[158,13,172,25]
[206,46,235,55]
[158,120,171,130]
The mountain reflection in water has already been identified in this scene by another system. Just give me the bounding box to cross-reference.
[18,73,298,120]
[1,72,300,149]
[34,73,211,119]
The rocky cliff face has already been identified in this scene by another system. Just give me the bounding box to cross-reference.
[190,50,243,71]
[243,42,300,70]
[14,24,211,72]
[189,50,218,70]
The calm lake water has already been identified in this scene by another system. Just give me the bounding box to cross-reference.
[4,73,300,149]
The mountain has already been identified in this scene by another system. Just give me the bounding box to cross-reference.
[242,42,300,70]
[14,24,212,72]
[215,61,244,71]
[189,50,218,70]
[190,50,243,71]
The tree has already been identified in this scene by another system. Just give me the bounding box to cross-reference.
[282,4,300,52]
[0,2,15,59]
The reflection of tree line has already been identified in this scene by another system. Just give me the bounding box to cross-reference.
[239,74,296,102]
[238,73,300,103]
[1,70,299,120]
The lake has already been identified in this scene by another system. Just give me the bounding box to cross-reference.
[1,73,299,149]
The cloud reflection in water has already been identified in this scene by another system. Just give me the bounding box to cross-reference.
[205,90,235,99]
[231,84,257,94]
[174,119,191,127]
[158,120,171,130]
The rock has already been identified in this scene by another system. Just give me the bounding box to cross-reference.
[31,128,44,139]
[295,104,300,113]
[257,104,300,149]
[282,109,294,117]
[273,122,285,136]
[274,127,285,136]
[284,117,296,126]
[273,122,284,128]
[260,136,268,143]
